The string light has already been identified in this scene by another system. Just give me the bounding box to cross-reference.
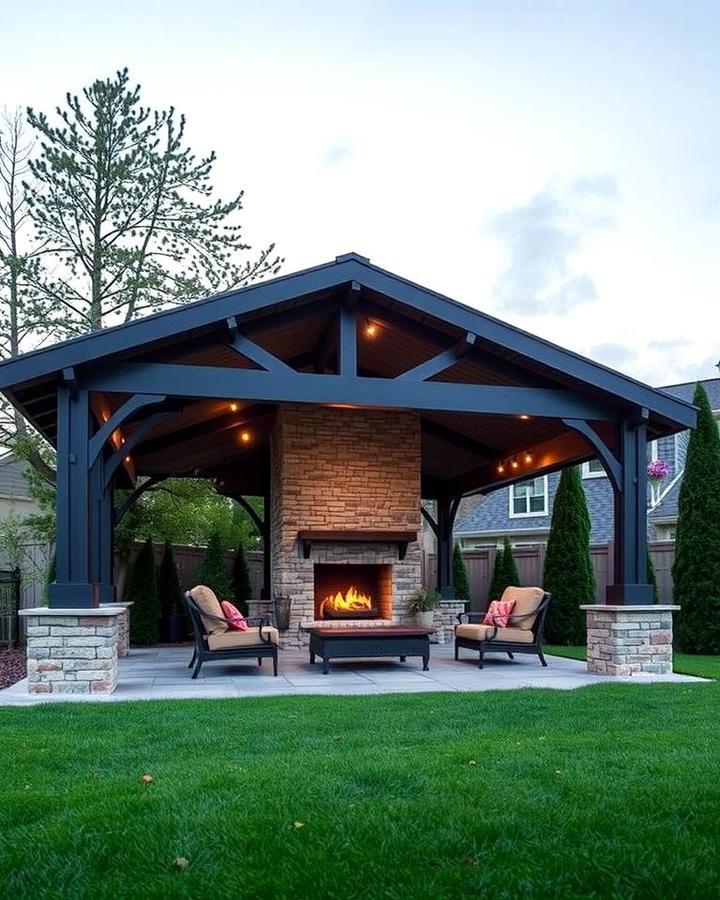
[497,462,505,474]
[240,430,251,443]
[230,402,238,412]
[511,457,519,470]
[364,319,377,337]
[524,449,533,464]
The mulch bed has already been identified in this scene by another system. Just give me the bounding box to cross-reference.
[0,647,26,689]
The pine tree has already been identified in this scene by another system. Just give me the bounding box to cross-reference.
[231,542,253,616]
[157,541,182,618]
[126,538,159,645]
[452,543,471,605]
[543,467,595,644]
[194,530,231,599]
[501,535,520,587]
[487,537,519,604]
[673,383,720,652]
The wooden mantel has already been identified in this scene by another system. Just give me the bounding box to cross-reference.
[297,529,418,561]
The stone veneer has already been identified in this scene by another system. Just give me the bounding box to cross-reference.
[270,405,423,647]
[20,606,123,693]
[581,604,680,675]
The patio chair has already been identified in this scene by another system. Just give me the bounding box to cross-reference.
[454,586,551,669]
[183,585,279,678]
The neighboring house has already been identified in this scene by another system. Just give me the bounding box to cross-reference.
[455,377,720,548]
[0,452,40,523]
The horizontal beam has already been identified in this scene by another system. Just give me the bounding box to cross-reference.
[85,363,619,420]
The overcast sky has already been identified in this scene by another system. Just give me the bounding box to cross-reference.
[2,0,718,387]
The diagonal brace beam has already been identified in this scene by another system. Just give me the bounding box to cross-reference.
[562,417,623,492]
[89,393,167,467]
[397,333,476,381]
[226,316,295,374]
[104,411,176,488]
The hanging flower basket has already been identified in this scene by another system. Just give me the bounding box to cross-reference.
[647,459,669,480]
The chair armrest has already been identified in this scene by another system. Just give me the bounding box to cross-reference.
[457,611,486,624]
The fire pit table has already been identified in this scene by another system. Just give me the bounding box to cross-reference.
[304,625,435,674]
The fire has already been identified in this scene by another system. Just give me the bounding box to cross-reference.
[319,585,373,617]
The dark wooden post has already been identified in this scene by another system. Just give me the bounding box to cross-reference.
[51,385,97,608]
[607,417,653,605]
[90,462,116,605]
[436,496,460,600]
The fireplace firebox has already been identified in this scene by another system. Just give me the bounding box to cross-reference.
[314,563,392,620]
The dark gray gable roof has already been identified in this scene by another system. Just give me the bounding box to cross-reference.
[0,252,696,428]
[660,377,720,411]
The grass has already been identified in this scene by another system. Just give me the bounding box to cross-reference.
[545,645,720,679]
[2,685,720,898]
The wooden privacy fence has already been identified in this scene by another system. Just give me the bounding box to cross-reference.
[11,540,676,615]
[423,542,676,610]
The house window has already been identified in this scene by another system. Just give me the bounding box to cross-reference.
[582,459,606,479]
[509,476,548,517]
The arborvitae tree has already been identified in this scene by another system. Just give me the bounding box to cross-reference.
[194,530,232,598]
[231,542,252,616]
[157,541,182,618]
[43,547,57,604]
[673,383,720,652]
[452,543,471,605]
[647,550,659,604]
[488,537,519,604]
[126,538,159,645]
[501,535,520,587]
[543,467,595,644]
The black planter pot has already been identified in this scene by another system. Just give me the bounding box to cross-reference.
[160,614,187,643]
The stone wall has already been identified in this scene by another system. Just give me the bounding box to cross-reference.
[582,604,678,675]
[270,405,422,646]
[21,607,122,693]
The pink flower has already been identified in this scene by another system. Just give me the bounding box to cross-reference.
[647,459,669,479]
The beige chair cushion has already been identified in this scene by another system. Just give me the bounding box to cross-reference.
[455,623,534,644]
[207,627,280,651]
[502,586,545,630]
[189,585,227,636]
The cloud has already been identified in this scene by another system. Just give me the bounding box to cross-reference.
[490,176,618,315]
[588,342,637,368]
[321,136,355,171]
[647,337,692,352]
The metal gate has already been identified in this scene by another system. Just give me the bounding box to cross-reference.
[0,568,21,646]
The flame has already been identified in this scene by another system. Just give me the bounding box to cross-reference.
[319,585,373,617]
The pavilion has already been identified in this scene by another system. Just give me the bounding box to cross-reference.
[0,253,695,691]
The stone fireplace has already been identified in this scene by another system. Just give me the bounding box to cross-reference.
[269,404,422,646]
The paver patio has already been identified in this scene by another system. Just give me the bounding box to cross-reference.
[0,643,703,706]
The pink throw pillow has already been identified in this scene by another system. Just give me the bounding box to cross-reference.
[221,600,248,631]
[482,599,516,628]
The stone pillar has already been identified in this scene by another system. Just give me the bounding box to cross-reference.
[434,599,466,644]
[20,606,124,694]
[581,605,679,675]
[101,602,132,657]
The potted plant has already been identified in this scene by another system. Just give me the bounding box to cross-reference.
[407,588,440,627]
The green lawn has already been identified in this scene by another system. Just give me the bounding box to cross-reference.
[545,645,720,679]
[2,686,720,898]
